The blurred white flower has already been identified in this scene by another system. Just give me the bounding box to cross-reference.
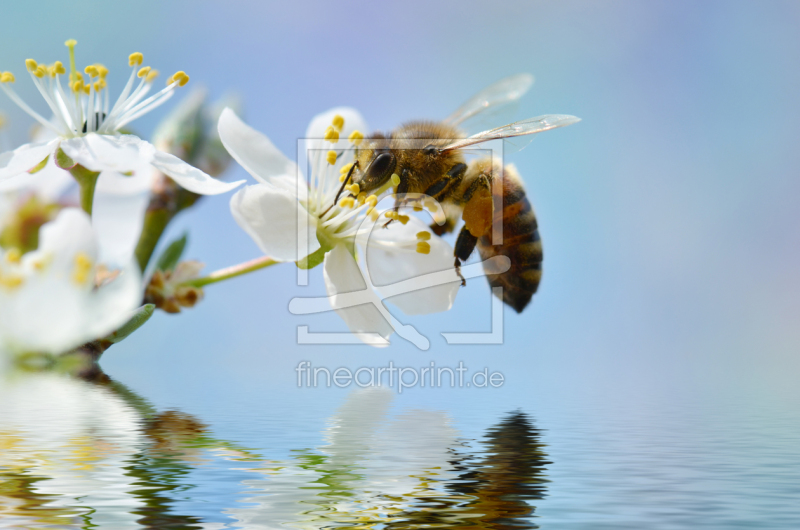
[0,155,150,268]
[0,208,141,355]
[219,108,459,345]
[0,40,244,196]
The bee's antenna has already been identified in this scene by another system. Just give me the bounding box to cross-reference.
[322,160,358,216]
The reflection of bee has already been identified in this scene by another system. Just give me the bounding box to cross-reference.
[342,74,579,312]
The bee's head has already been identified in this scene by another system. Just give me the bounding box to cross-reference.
[354,148,397,194]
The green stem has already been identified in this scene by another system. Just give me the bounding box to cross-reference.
[184,256,279,288]
[134,208,172,272]
[69,165,100,216]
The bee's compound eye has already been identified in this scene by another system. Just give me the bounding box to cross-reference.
[365,152,397,188]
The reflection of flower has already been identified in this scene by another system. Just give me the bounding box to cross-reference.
[0,370,147,528]
[0,366,262,528]
[0,40,243,197]
[219,108,459,344]
[0,208,140,355]
[230,387,461,529]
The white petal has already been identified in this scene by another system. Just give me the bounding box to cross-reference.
[60,133,154,173]
[92,191,149,267]
[25,208,97,271]
[1,209,141,354]
[362,217,460,315]
[150,150,244,195]
[0,139,59,181]
[94,167,154,196]
[0,263,140,355]
[82,261,142,341]
[230,183,319,262]
[305,107,368,140]
[0,156,75,201]
[218,108,300,187]
[323,244,393,344]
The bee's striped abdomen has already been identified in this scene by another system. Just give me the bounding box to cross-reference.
[477,166,542,313]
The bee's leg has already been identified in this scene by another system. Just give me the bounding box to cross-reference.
[454,225,478,287]
[322,160,359,217]
[423,163,466,203]
[461,172,493,242]
[430,216,456,236]
[423,162,466,233]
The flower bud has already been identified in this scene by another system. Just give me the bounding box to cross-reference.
[144,260,205,314]
[151,88,241,178]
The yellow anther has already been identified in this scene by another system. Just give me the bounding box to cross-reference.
[332,114,345,131]
[416,231,431,241]
[0,72,15,83]
[339,173,347,182]
[137,66,151,78]
[0,273,24,290]
[52,61,66,76]
[348,130,364,145]
[129,52,144,66]
[339,197,355,209]
[357,192,367,205]
[72,252,93,285]
[30,253,51,273]
[5,247,21,264]
[390,173,401,186]
[370,209,380,222]
[347,183,360,195]
[83,83,91,95]
[168,70,189,86]
[145,69,159,83]
[398,214,410,225]
[413,204,423,212]
[65,39,77,48]
[326,150,338,165]
[340,162,353,174]
[25,59,38,72]
[366,195,378,208]
[34,65,47,78]
[416,241,431,255]
[384,211,397,219]
[94,79,106,91]
[96,64,108,78]
[72,80,83,93]
[84,65,99,77]
[324,126,339,143]
[75,72,84,82]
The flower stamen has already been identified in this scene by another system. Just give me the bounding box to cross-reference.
[0,40,190,138]
[71,252,93,285]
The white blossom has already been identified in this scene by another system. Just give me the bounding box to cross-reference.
[219,107,460,345]
[0,40,244,198]
[0,208,141,355]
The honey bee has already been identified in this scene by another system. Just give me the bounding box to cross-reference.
[339,74,579,313]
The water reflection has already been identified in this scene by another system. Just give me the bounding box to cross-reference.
[0,367,549,529]
[0,363,259,529]
[230,388,550,529]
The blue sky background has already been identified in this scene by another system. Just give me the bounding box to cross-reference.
[1,1,798,425]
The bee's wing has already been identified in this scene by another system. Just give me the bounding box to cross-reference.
[440,114,581,153]
[443,74,534,128]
